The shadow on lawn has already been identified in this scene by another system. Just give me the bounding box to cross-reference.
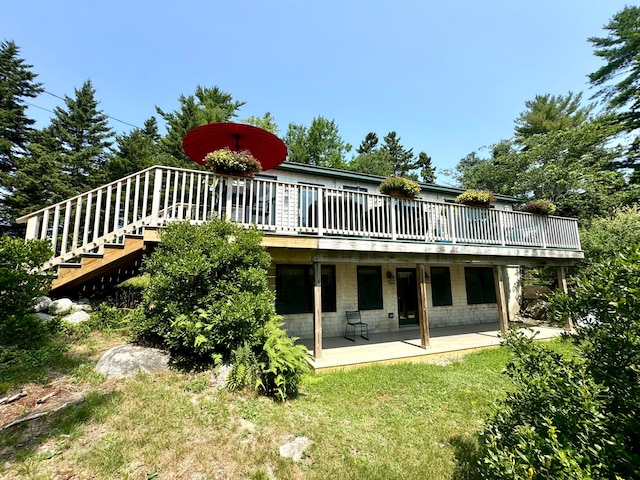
[450,434,483,480]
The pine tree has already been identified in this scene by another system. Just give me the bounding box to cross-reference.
[416,151,436,183]
[588,6,640,170]
[0,40,43,175]
[156,85,245,165]
[104,117,165,182]
[381,131,415,176]
[356,132,379,154]
[49,79,114,192]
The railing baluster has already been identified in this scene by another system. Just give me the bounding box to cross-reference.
[73,196,82,250]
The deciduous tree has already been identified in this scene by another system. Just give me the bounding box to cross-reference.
[284,116,350,168]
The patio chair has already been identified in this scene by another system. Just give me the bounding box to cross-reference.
[344,310,369,341]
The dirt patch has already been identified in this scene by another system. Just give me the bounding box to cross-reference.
[0,379,89,430]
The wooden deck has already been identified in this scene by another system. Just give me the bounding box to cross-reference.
[300,323,565,371]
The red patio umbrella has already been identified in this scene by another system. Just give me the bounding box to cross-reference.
[182,122,288,171]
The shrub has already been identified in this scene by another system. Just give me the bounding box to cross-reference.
[548,245,640,476]
[523,199,557,215]
[455,189,496,206]
[479,329,619,479]
[579,205,640,266]
[135,218,275,366]
[0,237,52,323]
[378,176,421,198]
[203,148,261,175]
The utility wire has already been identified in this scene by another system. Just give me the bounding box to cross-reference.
[27,90,142,129]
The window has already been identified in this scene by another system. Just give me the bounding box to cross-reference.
[430,267,452,306]
[357,266,383,310]
[275,265,336,314]
[464,267,497,304]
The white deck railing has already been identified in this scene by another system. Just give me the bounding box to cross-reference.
[17,165,582,270]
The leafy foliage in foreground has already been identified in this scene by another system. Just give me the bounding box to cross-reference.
[479,330,616,479]
[0,237,52,318]
[481,247,640,479]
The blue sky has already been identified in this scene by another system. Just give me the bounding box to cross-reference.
[2,1,632,184]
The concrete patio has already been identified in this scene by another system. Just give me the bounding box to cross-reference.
[300,322,565,371]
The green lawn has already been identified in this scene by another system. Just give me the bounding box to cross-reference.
[0,336,529,480]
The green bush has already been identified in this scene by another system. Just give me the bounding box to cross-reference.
[479,329,618,479]
[134,218,275,366]
[549,245,640,475]
[0,237,52,322]
[579,205,640,266]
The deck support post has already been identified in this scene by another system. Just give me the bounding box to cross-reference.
[417,264,430,348]
[556,266,573,331]
[313,261,323,359]
[494,265,509,334]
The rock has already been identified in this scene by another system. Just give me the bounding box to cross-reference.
[48,298,74,316]
[522,285,553,301]
[279,436,312,462]
[96,344,169,378]
[211,364,232,389]
[33,296,52,312]
[62,310,91,324]
[72,303,93,313]
[34,312,55,323]
[523,299,548,320]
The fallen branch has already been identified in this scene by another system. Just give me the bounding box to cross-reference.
[36,391,58,405]
[0,390,27,406]
[2,412,48,430]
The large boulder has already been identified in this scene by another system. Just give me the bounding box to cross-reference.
[33,296,52,313]
[48,298,74,316]
[34,312,55,323]
[96,344,170,378]
[522,285,553,301]
[62,310,91,324]
[523,299,548,320]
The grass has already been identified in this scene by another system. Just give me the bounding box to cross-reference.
[0,325,573,480]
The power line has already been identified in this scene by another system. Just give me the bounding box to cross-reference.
[35,90,141,129]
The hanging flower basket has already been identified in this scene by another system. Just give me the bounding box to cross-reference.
[455,189,496,207]
[203,148,261,177]
[523,199,556,215]
[379,177,420,198]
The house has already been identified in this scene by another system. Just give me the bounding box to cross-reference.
[18,162,583,359]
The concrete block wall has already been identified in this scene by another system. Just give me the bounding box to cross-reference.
[279,262,499,340]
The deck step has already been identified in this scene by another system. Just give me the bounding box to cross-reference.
[80,252,103,258]
[59,262,82,269]
[103,243,125,249]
